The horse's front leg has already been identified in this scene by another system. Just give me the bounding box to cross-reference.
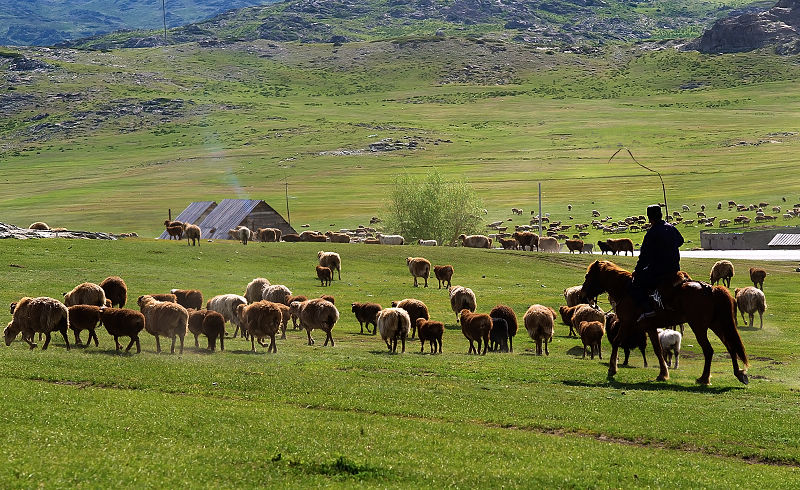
[647,327,669,381]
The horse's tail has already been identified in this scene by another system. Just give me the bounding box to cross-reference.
[712,286,749,367]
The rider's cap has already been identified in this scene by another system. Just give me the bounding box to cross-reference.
[647,204,662,221]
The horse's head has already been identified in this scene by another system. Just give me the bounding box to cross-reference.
[581,260,607,299]
[582,260,632,300]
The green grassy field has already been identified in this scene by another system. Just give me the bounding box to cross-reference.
[1,238,799,486]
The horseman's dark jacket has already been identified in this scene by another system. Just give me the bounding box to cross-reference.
[634,220,684,278]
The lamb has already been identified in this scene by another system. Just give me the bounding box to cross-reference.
[29,221,50,230]
[262,284,292,306]
[244,278,271,304]
[606,238,634,256]
[459,309,492,355]
[377,307,411,353]
[4,297,70,350]
[576,320,604,359]
[137,295,188,354]
[206,294,248,337]
[166,225,184,240]
[499,237,517,250]
[559,304,605,337]
[734,287,766,328]
[434,265,454,289]
[63,282,107,307]
[316,265,333,286]
[99,276,127,308]
[318,251,342,280]
[749,267,767,290]
[449,285,476,321]
[391,298,429,339]
[657,328,682,369]
[256,227,281,242]
[417,239,437,246]
[710,260,734,288]
[184,224,201,246]
[489,317,509,352]
[239,301,282,353]
[565,239,584,254]
[537,236,559,253]
[416,318,444,354]
[489,304,518,352]
[229,226,252,245]
[376,233,405,245]
[296,298,339,346]
[458,234,492,248]
[67,305,102,347]
[351,302,382,334]
[523,305,557,356]
[406,257,431,288]
[170,289,203,310]
[605,312,647,367]
[187,309,225,351]
[99,307,145,353]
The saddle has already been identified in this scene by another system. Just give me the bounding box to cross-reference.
[648,271,696,313]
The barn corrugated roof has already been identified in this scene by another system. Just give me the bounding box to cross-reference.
[157,201,216,239]
[768,233,800,247]
[198,199,262,240]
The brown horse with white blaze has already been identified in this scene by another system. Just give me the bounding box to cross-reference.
[581,260,749,385]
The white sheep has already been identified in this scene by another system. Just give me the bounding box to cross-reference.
[448,285,476,321]
[377,307,411,353]
[318,251,342,280]
[206,294,248,337]
[657,328,681,369]
[376,233,405,245]
[262,284,292,305]
[563,285,585,307]
[417,239,437,246]
[734,287,766,328]
[244,278,271,304]
[63,282,107,307]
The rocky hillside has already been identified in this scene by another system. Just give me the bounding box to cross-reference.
[0,0,279,46]
[691,0,800,53]
[64,0,769,49]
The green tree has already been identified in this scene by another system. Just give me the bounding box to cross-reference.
[383,169,484,246]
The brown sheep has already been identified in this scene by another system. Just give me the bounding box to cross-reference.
[364,238,381,244]
[459,309,492,355]
[137,295,188,354]
[523,304,556,356]
[577,320,605,359]
[318,251,342,280]
[166,225,184,240]
[5,297,70,350]
[29,221,50,230]
[406,257,431,288]
[449,286,476,321]
[245,278,271,304]
[734,287,766,328]
[100,276,127,308]
[317,265,333,286]
[499,237,518,250]
[537,236,559,253]
[458,234,492,248]
[99,307,145,353]
[416,318,444,354]
[326,231,351,243]
[296,298,339,346]
[184,224,201,246]
[306,234,328,242]
[170,289,203,310]
[434,265,454,289]
[257,227,282,242]
[274,303,291,339]
[68,305,102,347]
[63,282,107,307]
[164,220,184,229]
[391,298,429,339]
[512,231,539,251]
[239,301,282,353]
[283,233,302,242]
[489,304,518,352]
[710,260,734,288]
[605,312,647,367]
[187,309,225,351]
[320,294,335,304]
[377,307,411,353]
[605,238,634,256]
[749,267,766,290]
[560,304,605,337]
[288,295,309,329]
[565,238,584,254]
[351,302,382,335]
[150,293,177,303]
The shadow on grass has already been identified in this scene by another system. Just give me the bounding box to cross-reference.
[737,325,763,332]
[562,378,740,393]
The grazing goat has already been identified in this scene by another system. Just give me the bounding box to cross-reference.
[434,265,454,289]
[407,257,431,288]
[734,287,766,328]
[657,328,682,369]
[416,318,444,354]
[710,260,734,288]
[523,305,556,356]
[100,276,128,308]
[5,297,70,350]
[489,304,517,352]
[100,307,145,353]
[352,302,382,335]
[449,286,476,321]
[377,307,411,353]
[459,309,492,355]
[749,267,766,290]
[576,320,604,359]
[137,295,188,354]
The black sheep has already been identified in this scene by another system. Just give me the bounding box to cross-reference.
[489,317,509,353]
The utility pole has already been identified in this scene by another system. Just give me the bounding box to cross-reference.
[285,181,291,226]
[538,182,542,238]
[162,0,168,43]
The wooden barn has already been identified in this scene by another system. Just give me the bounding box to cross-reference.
[158,199,296,240]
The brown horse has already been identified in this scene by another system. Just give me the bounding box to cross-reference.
[581,260,749,385]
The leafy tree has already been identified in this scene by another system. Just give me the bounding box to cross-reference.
[383,169,484,246]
